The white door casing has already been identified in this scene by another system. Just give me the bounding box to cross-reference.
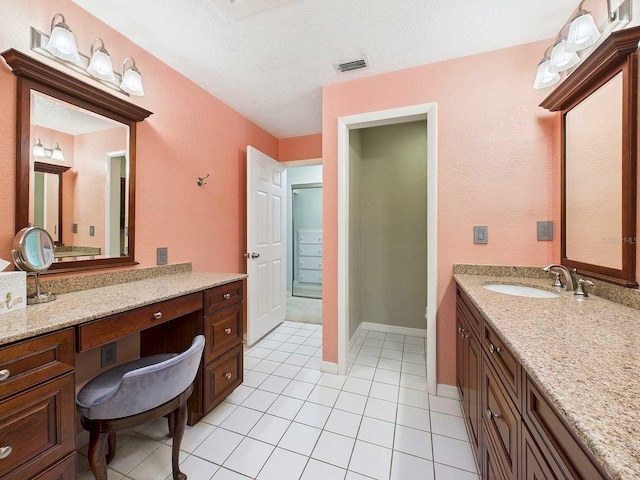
[247,146,287,346]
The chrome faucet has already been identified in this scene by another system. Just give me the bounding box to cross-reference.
[543,264,577,292]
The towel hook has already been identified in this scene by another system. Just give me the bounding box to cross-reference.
[196,174,210,186]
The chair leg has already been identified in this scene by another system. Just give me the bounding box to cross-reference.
[171,400,188,480]
[87,427,110,480]
[106,431,117,464]
[168,411,175,438]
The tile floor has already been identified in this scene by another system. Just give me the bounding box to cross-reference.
[76,322,479,480]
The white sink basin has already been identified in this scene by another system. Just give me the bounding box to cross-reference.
[483,284,559,299]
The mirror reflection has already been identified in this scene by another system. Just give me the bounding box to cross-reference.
[30,91,130,262]
[565,73,623,270]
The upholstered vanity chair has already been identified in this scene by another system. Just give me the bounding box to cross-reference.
[76,335,205,480]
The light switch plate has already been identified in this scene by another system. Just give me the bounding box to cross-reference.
[537,221,553,241]
[89,226,95,236]
[72,223,78,233]
[157,247,168,265]
[474,226,488,244]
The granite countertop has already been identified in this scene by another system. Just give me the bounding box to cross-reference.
[0,271,246,346]
[454,274,640,480]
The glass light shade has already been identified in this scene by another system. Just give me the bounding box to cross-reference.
[566,12,601,52]
[51,143,65,162]
[87,49,116,82]
[33,139,46,157]
[45,24,80,63]
[549,39,580,73]
[121,67,145,96]
[533,59,560,89]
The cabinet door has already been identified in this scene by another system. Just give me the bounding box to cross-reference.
[456,314,466,401]
[466,331,481,450]
[522,426,562,480]
[483,431,509,480]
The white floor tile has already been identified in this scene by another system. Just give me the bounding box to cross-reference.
[335,391,368,415]
[243,370,269,388]
[307,385,341,407]
[274,363,304,379]
[211,467,250,479]
[278,422,322,456]
[391,451,435,480]
[360,346,383,357]
[394,425,433,460]
[346,471,371,480]
[349,440,392,480]
[396,404,431,432]
[220,406,263,434]
[288,335,308,345]
[343,377,373,396]
[78,467,125,480]
[312,431,355,468]
[267,395,305,420]
[429,395,463,417]
[432,434,477,473]
[374,369,401,386]
[257,447,309,480]
[128,444,187,480]
[303,337,322,347]
[295,402,332,428]
[270,333,292,343]
[377,358,402,372]
[401,361,427,377]
[318,373,348,390]
[363,338,384,348]
[248,414,292,445]
[354,354,379,368]
[167,420,216,453]
[367,331,387,340]
[266,350,291,362]
[285,353,312,366]
[296,345,318,356]
[223,437,274,478]
[402,352,426,365]
[243,388,279,412]
[385,334,404,343]
[243,356,261,370]
[259,340,283,350]
[398,388,429,410]
[295,367,323,384]
[253,359,282,374]
[175,454,220,480]
[107,435,163,475]
[324,409,362,438]
[302,459,347,480]
[193,428,244,465]
[399,373,428,391]
[382,342,404,352]
[430,412,470,441]
[364,397,397,423]
[349,365,376,381]
[403,343,425,354]
[277,342,300,353]
[369,382,399,403]
[257,375,291,394]
[434,463,480,480]
[246,348,272,359]
[305,357,322,369]
[404,336,424,345]
[282,379,315,400]
[225,385,255,405]
[380,349,403,360]
[357,417,395,448]
[282,327,301,335]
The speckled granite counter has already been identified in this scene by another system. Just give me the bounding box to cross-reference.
[454,274,640,480]
[0,271,246,346]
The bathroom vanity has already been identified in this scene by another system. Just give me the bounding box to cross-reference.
[455,272,640,480]
[0,271,246,480]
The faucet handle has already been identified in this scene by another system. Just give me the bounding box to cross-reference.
[550,271,563,288]
[574,279,594,297]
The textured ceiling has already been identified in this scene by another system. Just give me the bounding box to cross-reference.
[72,0,578,138]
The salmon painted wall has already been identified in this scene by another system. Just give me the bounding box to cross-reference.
[279,133,322,161]
[321,40,561,385]
[0,0,279,275]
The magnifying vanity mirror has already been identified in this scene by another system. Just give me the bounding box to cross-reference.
[1,49,152,273]
[12,227,57,304]
[542,27,640,287]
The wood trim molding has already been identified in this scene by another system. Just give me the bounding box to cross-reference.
[33,161,71,174]
[541,27,640,111]
[0,49,152,122]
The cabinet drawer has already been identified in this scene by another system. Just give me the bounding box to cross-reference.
[483,356,519,480]
[205,304,243,364]
[0,329,74,401]
[483,430,509,480]
[204,281,243,316]
[77,293,203,351]
[32,453,76,480]
[299,245,322,257]
[298,230,322,244]
[521,425,562,480]
[457,287,481,337]
[523,377,606,480]
[298,269,322,284]
[299,256,322,270]
[0,374,75,480]
[204,344,243,412]
[482,323,521,407]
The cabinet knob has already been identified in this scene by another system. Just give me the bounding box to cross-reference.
[461,333,469,339]
[0,446,12,459]
[223,293,231,300]
[153,312,163,320]
[486,409,501,420]
[225,373,232,379]
[225,328,232,334]
[489,344,502,354]
[0,369,10,382]
[457,327,463,333]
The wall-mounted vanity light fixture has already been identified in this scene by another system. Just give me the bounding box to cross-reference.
[44,13,80,63]
[533,0,627,89]
[30,14,145,96]
[197,174,210,186]
[87,38,116,83]
[33,138,65,161]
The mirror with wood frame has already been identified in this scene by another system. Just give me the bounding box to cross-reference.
[541,26,640,287]
[0,49,152,273]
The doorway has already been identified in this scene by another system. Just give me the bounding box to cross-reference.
[337,104,438,395]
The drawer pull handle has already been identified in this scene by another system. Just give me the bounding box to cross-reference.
[461,333,469,339]
[153,312,163,320]
[225,373,232,379]
[0,446,12,459]
[489,344,502,354]
[223,293,231,300]
[225,328,232,334]
[0,369,10,382]
[486,409,501,420]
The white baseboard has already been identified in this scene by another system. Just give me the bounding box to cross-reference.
[320,361,338,374]
[437,383,460,400]
[361,322,427,338]
[349,323,363,351]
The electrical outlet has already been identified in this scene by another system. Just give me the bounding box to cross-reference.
[157,247,168,265]
[89,225,95,236]
[101,342,117,368]
[474,226,488,244]
[537,221,553,241]
[72,223,78,233]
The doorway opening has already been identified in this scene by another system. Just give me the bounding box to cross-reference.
[337,104,437,395]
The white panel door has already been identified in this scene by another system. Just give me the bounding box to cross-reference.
[247,146,287,346]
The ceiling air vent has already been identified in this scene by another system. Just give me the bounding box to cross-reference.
[335,57,369,74]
